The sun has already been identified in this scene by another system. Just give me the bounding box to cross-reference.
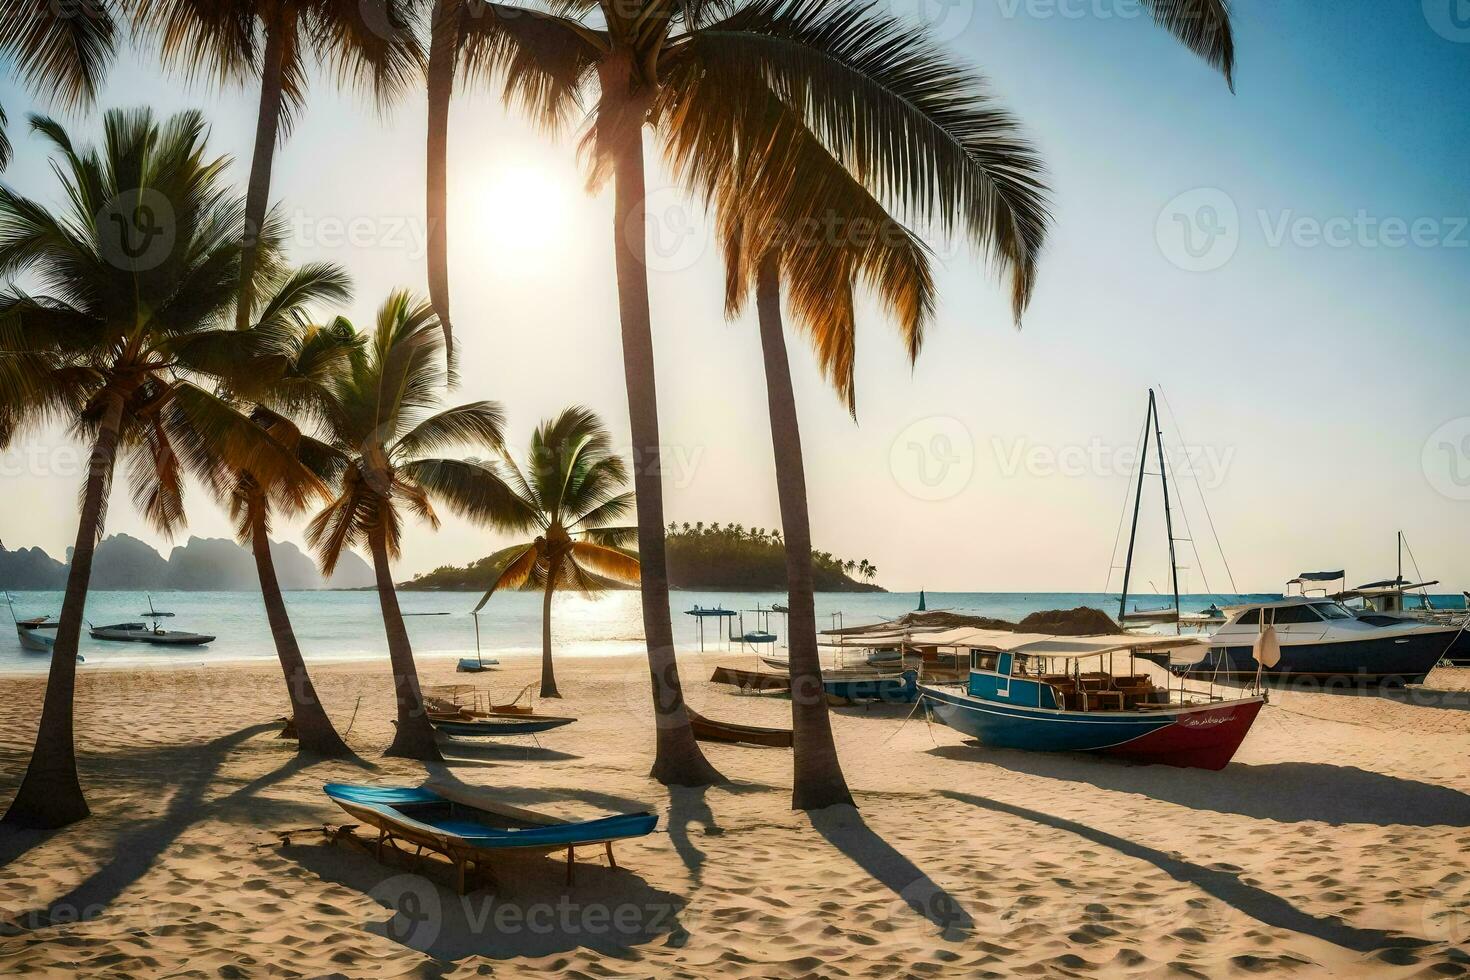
[471,162,572,271]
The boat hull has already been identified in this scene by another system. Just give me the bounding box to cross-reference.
[824,669,918,703]
[1180,631,1450,685]
[687,709,793,747]
[16,623,55,652]
[920,685,1264,770]
[431,715,575,737]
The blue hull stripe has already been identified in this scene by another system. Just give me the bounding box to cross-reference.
[919,685,1177,753]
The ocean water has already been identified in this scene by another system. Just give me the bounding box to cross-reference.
[3,589,1464,673]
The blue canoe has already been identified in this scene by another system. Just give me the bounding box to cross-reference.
[323,783,659,892]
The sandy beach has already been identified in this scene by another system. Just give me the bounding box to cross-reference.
[2,652,1468,978]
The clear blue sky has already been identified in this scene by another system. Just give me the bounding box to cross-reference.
[1,1,1467,592]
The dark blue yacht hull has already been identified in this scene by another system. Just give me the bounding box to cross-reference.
[1174,630,1453,685]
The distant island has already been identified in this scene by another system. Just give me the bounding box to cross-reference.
[0,534,374,591]
[402,522,884,593]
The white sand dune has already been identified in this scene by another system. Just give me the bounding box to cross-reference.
[1,653,1468,977]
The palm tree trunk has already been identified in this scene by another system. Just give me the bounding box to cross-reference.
[248,501,349,757]
[755,260,854,810]
[540,557,561,699]
[605,56,723,787]
[370,529,441,761]
[3,394,125,827]
[425,0,460,343]
[236,11,291,330]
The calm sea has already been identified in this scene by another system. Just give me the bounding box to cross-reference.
[3,589,1465,673]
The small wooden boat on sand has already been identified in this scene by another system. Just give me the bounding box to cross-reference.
[687,708,793,747]
[323,782,658,893]
[428,713,576,737]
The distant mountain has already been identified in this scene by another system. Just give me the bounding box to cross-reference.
[0,546,68,590]
[0,534,374,591]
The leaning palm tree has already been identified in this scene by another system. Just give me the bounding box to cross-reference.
[0,2,119,108]
[0,108,317,827]
[473,406,639,699]
[204,311,364,758]
[131,0,422,328]
[680,0,1228,808]
[306,291,534,761]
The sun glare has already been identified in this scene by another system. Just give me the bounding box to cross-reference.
[472,163,572,272]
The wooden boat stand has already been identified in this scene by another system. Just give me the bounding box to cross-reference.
[298,822,623,895]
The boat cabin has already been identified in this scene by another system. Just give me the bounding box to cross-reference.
[965,648,1171,712]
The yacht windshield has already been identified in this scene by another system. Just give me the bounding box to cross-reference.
[1312,602,1354,620]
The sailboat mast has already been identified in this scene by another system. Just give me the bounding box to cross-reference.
[1118,394,1154,623]
[1151,389,1183,635]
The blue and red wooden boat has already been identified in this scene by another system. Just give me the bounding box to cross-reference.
[919,645,1264,771]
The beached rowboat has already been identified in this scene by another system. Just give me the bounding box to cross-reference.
[429,713,575,737]
[686,708,793,747]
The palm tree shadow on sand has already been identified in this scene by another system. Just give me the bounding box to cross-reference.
[2,722,363,931]
[809,806,973,941]
[929,746,1470,827]
[282,835,687,961]
[941,790,1430,953]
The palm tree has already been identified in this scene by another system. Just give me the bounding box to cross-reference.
[306,290,533,761]
[131,0,421,328]
[473,407,639,699]
[210,314,364,757]
[434,0,1235,788]
[0,3,119,108]
[0,106,9,171]
[0,108,316,827]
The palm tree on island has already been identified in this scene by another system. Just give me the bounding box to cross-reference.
[0,108,329,827]
[130,0,421,328]
[305,291,533,762]
[473,407,639,699]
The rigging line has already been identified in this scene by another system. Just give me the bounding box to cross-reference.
[1104,408,1152,594]
[1401,532,1430,597]
[1156,419,1213,597]
[1156,386,1238,595]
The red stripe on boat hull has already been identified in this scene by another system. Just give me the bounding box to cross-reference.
[1099,699,1264,771]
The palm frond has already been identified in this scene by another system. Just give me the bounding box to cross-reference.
[0,1,118,108]
[399,456,540,532]
[395,401,509,459]
[671,0,1049,318]
[457,2,606,130]
[569,540,640,584]
[1138,0,1235,89]
[472,542,543,611]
